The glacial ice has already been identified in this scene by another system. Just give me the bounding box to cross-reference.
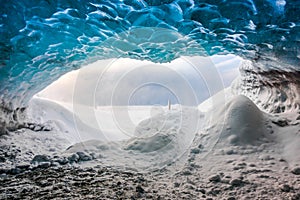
[0,0,299,108]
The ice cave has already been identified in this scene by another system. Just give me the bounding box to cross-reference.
[0,0,300,199]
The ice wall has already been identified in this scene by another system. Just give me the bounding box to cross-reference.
[1,0,299,107]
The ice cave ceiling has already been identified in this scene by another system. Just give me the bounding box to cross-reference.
[0,0,299,107]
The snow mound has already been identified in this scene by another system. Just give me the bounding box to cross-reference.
[207,95,268,145]
[64,107,202,171]
[124,133,174,153]
[124,111,179,153]
[27,97,108,144]
[222,95,267,145]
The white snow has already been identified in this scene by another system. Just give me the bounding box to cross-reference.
[27,96,164,143]
[1,56,299,176]
[22,89,299,172]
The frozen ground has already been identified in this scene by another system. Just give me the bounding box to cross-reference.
[0,88,300,199]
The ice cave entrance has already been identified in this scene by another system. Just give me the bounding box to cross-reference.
[28,55,242,144]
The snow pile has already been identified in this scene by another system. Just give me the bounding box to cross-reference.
[219,95,268,145]
[199,92,300,165]
[27,96,162,143]
[65,107,203,171]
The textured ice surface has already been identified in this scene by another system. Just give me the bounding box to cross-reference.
[0,0,300,107]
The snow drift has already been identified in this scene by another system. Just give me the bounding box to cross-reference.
[217,95,268,145]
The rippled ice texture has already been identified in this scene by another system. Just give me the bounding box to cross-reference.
[0,0,299,106]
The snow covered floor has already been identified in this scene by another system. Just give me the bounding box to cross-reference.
[1,95,204,172]
[0,92,300,199]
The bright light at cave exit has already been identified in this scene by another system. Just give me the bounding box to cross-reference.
[35,54,242,107]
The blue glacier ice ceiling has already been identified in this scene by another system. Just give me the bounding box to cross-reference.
[0,0,300,107]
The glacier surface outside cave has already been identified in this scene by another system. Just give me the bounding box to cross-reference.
[0,0,300,107]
